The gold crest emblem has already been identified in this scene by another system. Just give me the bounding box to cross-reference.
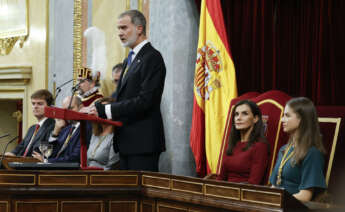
[195,41,222,101]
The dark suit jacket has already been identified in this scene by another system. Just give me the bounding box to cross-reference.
[98,42,166,155]
[11,118,55,156]
[48,124,81,163]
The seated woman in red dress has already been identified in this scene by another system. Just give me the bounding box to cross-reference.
[217,100,269,185]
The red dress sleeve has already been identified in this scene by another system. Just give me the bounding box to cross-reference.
[248,142,269,184]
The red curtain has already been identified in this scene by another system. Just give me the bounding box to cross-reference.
[196,0,345,105]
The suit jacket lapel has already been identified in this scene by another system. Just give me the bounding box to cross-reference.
[117,43,151,95]
[120,58,141,89]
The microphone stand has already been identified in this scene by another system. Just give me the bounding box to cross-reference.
[0,136,19,168]
[0,133,10,139]
[55,79,74,100]
[68,82,81,110]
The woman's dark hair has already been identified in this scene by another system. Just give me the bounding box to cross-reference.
[226,100,267,155]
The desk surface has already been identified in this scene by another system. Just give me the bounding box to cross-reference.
[8,162,80,170]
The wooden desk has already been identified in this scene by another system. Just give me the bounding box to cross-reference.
[0,155,39,170]
[0,170,339,212]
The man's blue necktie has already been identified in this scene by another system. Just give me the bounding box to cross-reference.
[127,50,134,67]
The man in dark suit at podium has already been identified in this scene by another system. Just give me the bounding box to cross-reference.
[91,10,166,172]
[5,89,55,157]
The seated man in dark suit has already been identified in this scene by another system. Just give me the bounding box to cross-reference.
[33,96,87,163]
[5,89,55,157]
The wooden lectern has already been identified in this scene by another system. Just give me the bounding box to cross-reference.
[44,106,122,169]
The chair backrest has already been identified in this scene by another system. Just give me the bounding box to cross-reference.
[217,90,345,190]
[251,90,291,184]
[216,90,291,184]
[216,92,260,174]
[316,106,345,199]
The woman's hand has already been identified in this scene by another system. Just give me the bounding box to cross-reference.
[293,189,313,202]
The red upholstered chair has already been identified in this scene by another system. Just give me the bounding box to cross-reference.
[211,90,291,184]
[251,90,291,184]
[207,90,345,204]
[204,92,259,180]
[315,106,345,204]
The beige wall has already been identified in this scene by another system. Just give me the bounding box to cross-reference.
[0,0,49,132]
[0,100,19,152]
[91,0,127,97]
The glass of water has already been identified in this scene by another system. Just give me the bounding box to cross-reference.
[39,143,53,163]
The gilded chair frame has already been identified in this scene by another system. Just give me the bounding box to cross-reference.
[318,117,341,185]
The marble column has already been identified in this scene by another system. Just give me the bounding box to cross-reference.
[150,0,199,176]
[48,0,74,106]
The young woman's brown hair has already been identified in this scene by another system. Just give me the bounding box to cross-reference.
[286,97,326,165]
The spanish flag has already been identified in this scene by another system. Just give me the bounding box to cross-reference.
[190,0,237,176]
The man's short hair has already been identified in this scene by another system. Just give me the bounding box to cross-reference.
[31,89,54,106]
[119,10,146,36]
[112,63,123,74]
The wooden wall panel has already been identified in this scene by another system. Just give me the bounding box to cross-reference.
[61,201,103,212]
[141,199,155,212]
[157,203,188,212]
[109,200,137,212]
[0,201,9,212]
[15,201,57,212]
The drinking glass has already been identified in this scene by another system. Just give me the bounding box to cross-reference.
[39,143,53,163]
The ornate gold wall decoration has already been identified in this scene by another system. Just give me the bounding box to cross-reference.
[73,0,88,85]
[0,0,29,56]
[12,110,22,122]
[73,0,83,84]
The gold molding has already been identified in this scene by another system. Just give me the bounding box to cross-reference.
[204,184,240,200]
[61,200,103,212]
[138,0,143,11]
[157,203,188,212]
[0,0,29,56]
[126,0,130,10]
[15,201,58,212]
[0,201,9,212]
[73,0,83,85]
[90,174,139,186]
[110,201,137,212]
[141,200,154,212]
[142,175,170,190]
[38,174,87,186]
[0,66,32,85]
[318,117,341,185]
[171,179,203,195]
[45,0,50,89]
[241,188,281,207]
[256,99,284,184]
[0,174,35,185]
[0,36,26,56]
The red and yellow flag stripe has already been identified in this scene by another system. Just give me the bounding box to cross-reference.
[190,0,237,176]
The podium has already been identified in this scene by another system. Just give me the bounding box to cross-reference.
[44,106,122,169]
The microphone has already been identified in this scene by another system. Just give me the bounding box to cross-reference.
[72,81,82,92]
[55,79,74,100]
[0,136,19,168]
[0,133,10,139]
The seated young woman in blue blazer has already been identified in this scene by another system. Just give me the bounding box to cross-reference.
[270,97,327,202]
